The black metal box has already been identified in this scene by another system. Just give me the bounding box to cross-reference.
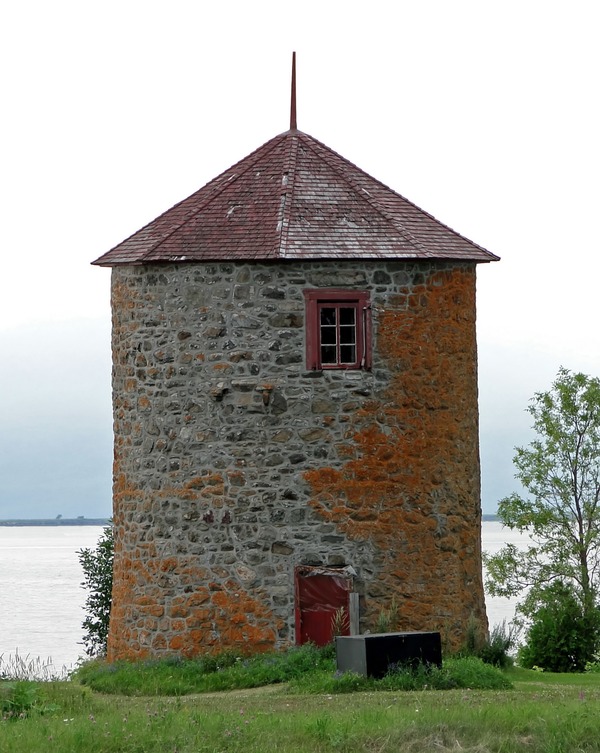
[335,631,442,678]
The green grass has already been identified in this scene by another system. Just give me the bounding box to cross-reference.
[3,652,600,752]
[509,665,600,687]
[290,657,512,693]
[74,644,337,695]
[2,673,600,752]
[73,647,510,696]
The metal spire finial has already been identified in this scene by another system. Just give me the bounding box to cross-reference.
[290,51,297,130]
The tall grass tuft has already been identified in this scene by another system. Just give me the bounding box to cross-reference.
[459,617,518,668]
[0,651,70,681]
[375,596,399,633]
[331,606,349,637]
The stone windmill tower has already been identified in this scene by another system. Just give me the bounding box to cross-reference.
[93,55,498,661]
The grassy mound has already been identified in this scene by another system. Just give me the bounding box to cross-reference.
[74,645,511,696]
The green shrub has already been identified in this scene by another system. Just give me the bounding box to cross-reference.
[78,523,114,657]
[459,617,518,668]
[477,621,519,668]
[1,682,42,720]
[518,582,600,672]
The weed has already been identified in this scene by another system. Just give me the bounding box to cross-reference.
[1,682,38,719]
[459,618,518,668]
[375,596,399,633]
[0,681,59,720]
[331,606,349,637]
[0,652,69,681]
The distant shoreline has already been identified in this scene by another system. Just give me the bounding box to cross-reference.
[0,518,110,527]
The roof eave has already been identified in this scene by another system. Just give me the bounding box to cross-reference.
[92,250,500,267]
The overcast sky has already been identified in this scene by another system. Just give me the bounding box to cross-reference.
[1,1,598,518]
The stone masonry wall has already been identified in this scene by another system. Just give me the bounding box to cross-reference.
[108,260,487,660]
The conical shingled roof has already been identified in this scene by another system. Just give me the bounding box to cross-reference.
[92,129,499,266]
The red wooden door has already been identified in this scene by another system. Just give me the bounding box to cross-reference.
[295,570,351,646]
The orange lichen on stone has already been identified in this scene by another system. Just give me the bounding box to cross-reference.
[108,459,281,660]
[304,267,486,647]
[146,474,227,503]
[186,474,223,490]
[106,261,488,659]
[112,472,144,506]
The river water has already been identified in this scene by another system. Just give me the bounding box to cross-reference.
[0,521,526,673]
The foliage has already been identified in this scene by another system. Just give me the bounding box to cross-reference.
[459,618,518,668]
[478,621,520,668]
[518,581,600,672]
[485,368,600,665]
[1,682,38,719]
[77,523,114,658]
[0,681,59,720]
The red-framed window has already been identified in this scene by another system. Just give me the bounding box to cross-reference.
[304,289,371,370]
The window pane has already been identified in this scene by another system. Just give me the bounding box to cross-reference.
[339,307,356,325]
[339,326,355,344]
[340,345,356,363]
[320,307,336,326]
[321,326,337,344]
[321,345,337,364]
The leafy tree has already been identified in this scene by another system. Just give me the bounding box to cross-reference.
[518,581,600,672]
[78,523,114,657]
[484,368,600,652]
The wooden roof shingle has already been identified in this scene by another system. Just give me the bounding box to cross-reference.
[92,129,499,266]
